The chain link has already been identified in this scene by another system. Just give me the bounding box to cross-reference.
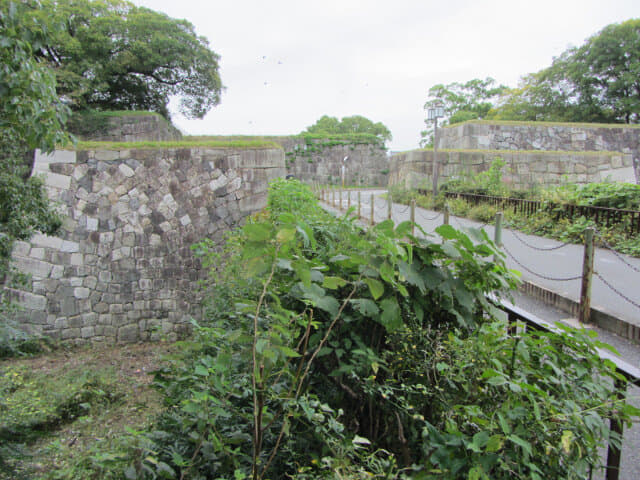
[502,243,583,282]
[594,229,640,274]
[595,271,640,310]
[396,203,411,214]
[508,229,573,251]
[452,216,488,230]
[417,210,442,222]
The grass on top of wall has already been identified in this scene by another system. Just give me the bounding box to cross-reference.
[187,133,384,145]
[442,119,640,130]
[392,147,625,157]
[68,139,283,151]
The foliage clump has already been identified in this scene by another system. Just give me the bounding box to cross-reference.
[106,179,638,480]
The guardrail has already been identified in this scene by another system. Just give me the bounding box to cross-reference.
[497,299,640,480]
[439,192,640,235]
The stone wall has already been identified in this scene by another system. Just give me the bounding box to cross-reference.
[438,121,640,183]
[73,113,183,142]
[7,146,285,343]
[274,137,389,186]
[389,149,634,190]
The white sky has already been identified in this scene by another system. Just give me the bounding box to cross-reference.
[132,0,639,152]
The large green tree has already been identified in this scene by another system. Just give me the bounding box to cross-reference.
[490,19,640,124]
[304,115,392,143]
[1,0,69,269]
[421,78,507,146]
[33,0,223,119]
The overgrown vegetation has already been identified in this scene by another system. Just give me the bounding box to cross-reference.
[29,179,628,479]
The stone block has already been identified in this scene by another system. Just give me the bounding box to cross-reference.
[13,256,53,278]
[61,240,80,253]
[117,324,139,342]
[31,233,63,250]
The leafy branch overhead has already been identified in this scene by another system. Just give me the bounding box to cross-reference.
[31,0,223,119]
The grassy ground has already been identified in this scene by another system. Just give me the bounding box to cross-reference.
[0,342,174,479]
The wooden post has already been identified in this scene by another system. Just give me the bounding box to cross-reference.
[410,200,416,236]
[347,189,351,209]
[579,227,595,324]
[443,204,450,225]
[387,193,392,220]
[339,189,342,210]
[494,212,503,246]
[370,193,375,226]
[357,191,361,219]
[494,212,503,262]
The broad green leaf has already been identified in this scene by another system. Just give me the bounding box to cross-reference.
[278,346,301,358]
[293,260,311,286]
[365,278,384,299]
[350,298,380,317]
[435,224,459,240]
[486,434,504,453]
[244,223,271,242]
[276,227,296,244]
[379,297,402,331]
[194,365,209,376]
[323,276,347,289]
[508,434,532,456]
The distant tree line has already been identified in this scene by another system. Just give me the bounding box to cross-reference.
[422,18,640,145]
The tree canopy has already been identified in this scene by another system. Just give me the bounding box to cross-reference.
[304,115,392,142]
[33,0,223,119]
[420,78,507,145]
[0,0,68,271]
[489,19,640,124]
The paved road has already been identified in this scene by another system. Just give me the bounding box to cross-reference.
[338,191,640,330]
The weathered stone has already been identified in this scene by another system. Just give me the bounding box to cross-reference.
[117,324,139,342]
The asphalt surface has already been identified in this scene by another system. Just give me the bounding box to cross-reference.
[322,190,640,479]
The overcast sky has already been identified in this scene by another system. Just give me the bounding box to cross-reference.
[133,0,639,152]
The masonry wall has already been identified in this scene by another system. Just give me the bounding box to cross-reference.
[274,137,389,186]
[7,147,285,343]
[389,149,634,190]
[438,121,640,183]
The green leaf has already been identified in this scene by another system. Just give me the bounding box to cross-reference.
[244,223,271,242]
[278,346,301,358]
[486,434,504,453]
[293,260,311,287]
[194,365,209,376]
[276,227,296,243]
[350,298,380,317]
[364,278,384,299]
[561,430,573,454]
[323,276,347,289]
[379,297,402,331]
[508,434,532,456]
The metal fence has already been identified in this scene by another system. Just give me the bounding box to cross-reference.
[441,192,640,235]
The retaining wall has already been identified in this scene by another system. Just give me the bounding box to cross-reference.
[7,146,285,343]
[438,121,640,183]
[389,149,634,190]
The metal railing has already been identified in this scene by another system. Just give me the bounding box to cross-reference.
[497,299,640,480]
[441,192,640,235]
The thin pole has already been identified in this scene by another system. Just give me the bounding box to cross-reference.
[347,189,351,209]
[357,191,361,219]
[494,212,503,262]
[370,193,375,226]
[339,189,342,210]
[443,204,450,225]
[387,193,392,220]
[410,200,416,236]
[432,117,439,196]
[579,227,595,324]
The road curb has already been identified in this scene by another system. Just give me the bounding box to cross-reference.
[520,280,640,342]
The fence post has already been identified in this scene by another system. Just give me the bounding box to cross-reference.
[410,200,416,236]
[347,189,351,209]
[494,212,503,262]
[387,193,392,220]
[579,227,595,324]
[370,193,375,226]
[332,189,336,207]
[357,191,361,219]
[494,212,503,246]
[443,204,450,225]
